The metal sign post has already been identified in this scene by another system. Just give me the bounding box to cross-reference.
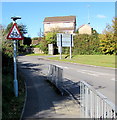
[7,16,23,97]
[70,34,73,59]
[57,33,73,59]
[13,39,18,97]
[60,34,62,59]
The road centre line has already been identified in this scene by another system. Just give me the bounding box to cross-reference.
[111,78,117,81]
[77,70,99,77]
[54,64,114,77]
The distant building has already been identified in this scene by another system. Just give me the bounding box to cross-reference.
[78,24,92,35]
[43,16,76,35]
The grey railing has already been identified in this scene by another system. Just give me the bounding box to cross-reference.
[47,64,117,119]
[79,81,117,119]
[47,64,63,91]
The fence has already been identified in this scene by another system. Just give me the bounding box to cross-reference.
[47,64,63,92]
[47,64,117,119]
[79,81,117,119]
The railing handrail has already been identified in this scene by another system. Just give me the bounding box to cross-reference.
[79,80,117,114]
[48,64,117,118]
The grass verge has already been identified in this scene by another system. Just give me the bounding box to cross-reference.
[48,55,116,68]
[2,69,25,120]
[26,53,48,56]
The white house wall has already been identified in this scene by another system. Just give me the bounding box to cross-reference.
[44,22,74,33]
[79,24,92,35]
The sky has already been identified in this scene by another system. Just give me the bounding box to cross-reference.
[1,2,115,38]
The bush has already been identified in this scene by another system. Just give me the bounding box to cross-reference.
[2,40,25,119]
[38,38,48,54]
[72,34,100,55]
[99,33,116,55]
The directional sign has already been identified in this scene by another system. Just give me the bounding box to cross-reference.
[7,23,23,40]
[57,33,73,47]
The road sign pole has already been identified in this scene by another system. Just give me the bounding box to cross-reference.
[12,20,18,97]
[13,39,18,97]
[70,46,72,59]
[70,34,72,59]
[7,16,23,97]
[60,34,62,59]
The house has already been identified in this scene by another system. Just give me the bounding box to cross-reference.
[78,24,92,35]
[43,16,76,35]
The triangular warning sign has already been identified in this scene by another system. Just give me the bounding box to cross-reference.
[7,23,24,40]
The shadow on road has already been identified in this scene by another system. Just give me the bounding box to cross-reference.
[18,62,81,119]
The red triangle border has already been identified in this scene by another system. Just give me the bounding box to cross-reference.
[7,23,24,40]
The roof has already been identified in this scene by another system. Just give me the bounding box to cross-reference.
[44,16,76,23]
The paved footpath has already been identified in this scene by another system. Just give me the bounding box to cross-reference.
[18,56,84,119]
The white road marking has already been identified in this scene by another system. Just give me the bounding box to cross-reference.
[77,70,99,77]
[77,69,114,77]
[111,78,117,81]
[54,65,115,78]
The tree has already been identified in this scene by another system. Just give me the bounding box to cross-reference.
[4,22,27,37]
[45,32,57,45]
[45,27,63,44]
[72,33,100,55]
[99,18,117,55]
[38,37,48,54]
[2,22,28,56]
[23,37,32,46]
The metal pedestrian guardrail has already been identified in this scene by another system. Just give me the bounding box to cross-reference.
[47,64,63,92]
[79,81,117,119]
[47,64,117,119]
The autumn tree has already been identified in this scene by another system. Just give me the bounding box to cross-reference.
[99,17,117,55]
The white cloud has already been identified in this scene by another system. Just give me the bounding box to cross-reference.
[96,14,107,18]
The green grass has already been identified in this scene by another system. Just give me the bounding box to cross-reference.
[26,53,48,56]
[2,69,25,119]
[48,55,116,68]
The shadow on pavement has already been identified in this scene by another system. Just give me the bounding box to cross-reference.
[18,62,81,119]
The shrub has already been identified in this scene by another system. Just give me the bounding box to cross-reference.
[72,34,100,55]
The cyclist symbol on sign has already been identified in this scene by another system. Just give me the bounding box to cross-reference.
[9,26,21,38]
[10,31,20,38]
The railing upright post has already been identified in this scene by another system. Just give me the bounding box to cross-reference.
[83,84,85,116]
[90,90,92,118]
[80,82,83,115]
[85,86,88,117]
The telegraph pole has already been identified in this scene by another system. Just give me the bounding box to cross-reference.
[87,5,90,24]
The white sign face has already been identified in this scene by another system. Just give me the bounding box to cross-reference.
[7,23,23,40]
[57,33,62,46]
[9,26,22,38]
[57,33,73,47]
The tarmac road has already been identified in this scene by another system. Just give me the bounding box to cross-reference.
[18,55,83,119]
[18,55,116,116]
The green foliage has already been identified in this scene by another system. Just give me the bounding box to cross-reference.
[99,18,117,55]
[72,34,100,55]
[38,37,48,54]
[18,24,27,35]
[45,32,57,45]
[99,33,116,55]
[2,69,25,119]
[4,22,13,35]
[2,41,13,58]
[23,37,32,46]
[4,22,27,37]
[2,22,26,119]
